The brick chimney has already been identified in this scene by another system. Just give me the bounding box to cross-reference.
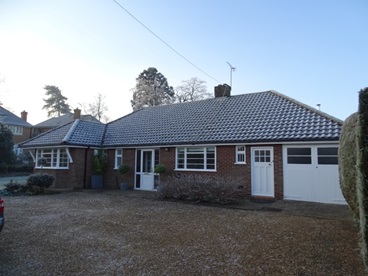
[74,108,81,120]
[214,84,231,98]
[21,110,28,122]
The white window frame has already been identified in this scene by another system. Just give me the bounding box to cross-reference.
[175,146,216,171]
[8,125,23,136]
[114,148,123,169]
[235,145,246,164]
[35,148,69,169]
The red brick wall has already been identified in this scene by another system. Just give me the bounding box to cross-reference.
[157,145,283,200]
[104,148,136,189]
[33,145,285,200]
[34,148,95,189]
[273,144,284,200]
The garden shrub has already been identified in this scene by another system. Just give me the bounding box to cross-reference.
[4,180,27,194]
[26,173,55,194]
[157,174,245,204]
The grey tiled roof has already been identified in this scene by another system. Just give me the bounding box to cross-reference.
[20,120,106,148]
[34,113,101,128]
[0,107,32,127]
[103,91,342,147]
[19,91,343,149]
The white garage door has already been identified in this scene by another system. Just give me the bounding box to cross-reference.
[283,145,346,204]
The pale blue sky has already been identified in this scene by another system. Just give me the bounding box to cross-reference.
[0,0,367,124]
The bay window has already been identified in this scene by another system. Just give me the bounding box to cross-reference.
[36,148,69,169]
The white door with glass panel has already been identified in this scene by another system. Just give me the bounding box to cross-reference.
[251,147,274,197]
[140,149,154,190]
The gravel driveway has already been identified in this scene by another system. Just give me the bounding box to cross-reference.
[0,190,363,275]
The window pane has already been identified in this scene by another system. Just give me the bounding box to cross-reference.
[288,157,312,164]
[136,150,141,172]
[135,174,140,188]
[155,149,159,166]
[318,147,338,156]
[318,157,338,165]
[42,150,52,167]
[287,148,311,156]
[59,150,68,167]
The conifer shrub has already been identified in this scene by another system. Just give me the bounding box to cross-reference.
[340,87,368,273]
[338,112,359,220]
[357,87,368,272]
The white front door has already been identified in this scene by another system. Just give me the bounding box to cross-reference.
[140,149,154,190]
[251,147,274,197]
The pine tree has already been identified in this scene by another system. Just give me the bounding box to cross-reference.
[131,67,175,111]
[42,85,71,117]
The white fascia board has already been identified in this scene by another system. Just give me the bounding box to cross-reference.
[29,151,36,162]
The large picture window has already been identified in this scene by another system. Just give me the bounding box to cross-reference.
[176,147,216,171]
[36,148,69,169]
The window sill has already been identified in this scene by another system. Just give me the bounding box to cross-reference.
[35,167,69,170]
[234,162,246,165]
[174,169,217,172]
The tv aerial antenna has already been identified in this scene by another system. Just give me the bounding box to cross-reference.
[227,62,236,87]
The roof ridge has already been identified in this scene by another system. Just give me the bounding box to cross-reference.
[269,90,343,124]
[62,119,80,144]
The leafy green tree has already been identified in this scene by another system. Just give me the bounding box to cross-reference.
[0,124,15,165]
[175,77,212,103]
[42,85,71,117]
[131,67,175,111]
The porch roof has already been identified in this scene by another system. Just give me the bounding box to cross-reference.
[20,120,106,148]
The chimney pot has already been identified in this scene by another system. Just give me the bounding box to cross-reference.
[214,84,231,98]
[21,110,28,122]
[74,108,81,120]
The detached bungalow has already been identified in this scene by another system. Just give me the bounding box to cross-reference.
[20,87,345,204]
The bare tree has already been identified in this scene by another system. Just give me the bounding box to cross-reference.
[175,77,212,103]
[79,93,109,123]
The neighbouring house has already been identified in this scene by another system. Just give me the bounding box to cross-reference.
[19,86,345,204]
[0,106,33,155]
[32,108,101,137]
